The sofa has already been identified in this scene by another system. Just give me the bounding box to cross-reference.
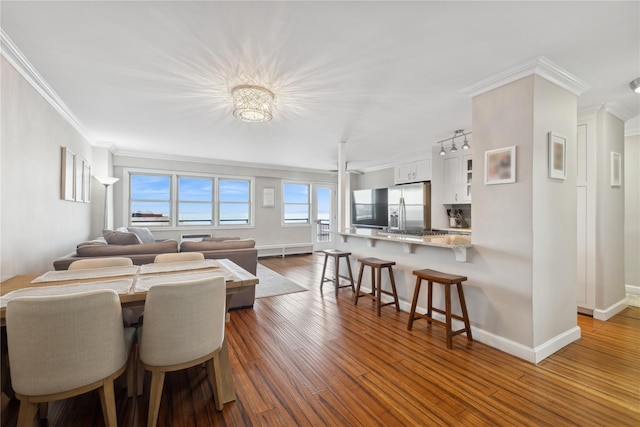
[53,229,258,310]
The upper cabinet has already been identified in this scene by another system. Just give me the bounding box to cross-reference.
[440,149,473,205]
[394,156,431,184]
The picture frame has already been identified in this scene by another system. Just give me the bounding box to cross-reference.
[484,146,516,185]
[262,187,275,207]
[83,162,92,202]
[74,156,85,202]
[610,152,622,187]
[548,132,567,180]
[61,147,75,201]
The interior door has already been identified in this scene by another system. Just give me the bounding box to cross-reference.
[312,184,335,250]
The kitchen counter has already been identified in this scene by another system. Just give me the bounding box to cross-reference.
[337,228,472,262]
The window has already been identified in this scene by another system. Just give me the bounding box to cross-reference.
[130,174,171,226]
[178,177,213,225]
[218,179,251,225]
[127,171,253,228]
[283,182,310,224]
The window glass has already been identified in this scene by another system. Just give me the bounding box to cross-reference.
[219,179,250,225]
[178,177,213,225]
[283,183,310,224]
[130,174,171,226]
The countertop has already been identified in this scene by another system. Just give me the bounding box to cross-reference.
[338,228,472,248]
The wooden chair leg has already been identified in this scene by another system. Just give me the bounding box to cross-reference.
[445,284,453,350]
[457,282,473,342]
[354,263,365,305]
[207,354,224,411]
[376,267,382,316]
[407,277,422,330]
[387,266,400,311]
[147,371,166,427]
[345,257,355,292]
[320,254,329,292]
[98,377,118,427]
[16,400,38,427]
[334,256,340,296]
[427,280,433,324]
[137,359,145,396]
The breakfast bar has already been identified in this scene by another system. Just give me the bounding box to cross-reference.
[337,228,472,262]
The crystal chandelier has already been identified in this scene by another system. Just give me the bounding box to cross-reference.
[231,85,274,122]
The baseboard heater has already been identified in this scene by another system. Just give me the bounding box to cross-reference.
[257,243,313,258]
[180,233,212,242]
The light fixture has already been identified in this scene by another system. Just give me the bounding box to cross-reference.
[461,134,470,150]
[94,176,119,230]
[630,78,640,93]
[436,129,472,154]
[231,85,274,122]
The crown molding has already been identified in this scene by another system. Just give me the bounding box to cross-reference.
[604,102,635,122]
[1,28,95,145]
[577,104,603,117]
[461,56,591,98]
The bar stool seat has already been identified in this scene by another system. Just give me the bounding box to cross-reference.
[354,257,400,316]
[407,268,473,349]
[320,249,355,296]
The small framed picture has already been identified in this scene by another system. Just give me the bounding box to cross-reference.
[485,146,516,185]
[262,187,275,207]
[548,132,567,180]
[74,156,85,202]
[611,152,622,187]
[61,147,75,201]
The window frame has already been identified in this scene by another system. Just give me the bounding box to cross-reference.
[217,178,252,226]
[123,168,254,229]
[281,180,311,226]
[177,175,215,227]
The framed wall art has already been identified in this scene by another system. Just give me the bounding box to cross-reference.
[61,147,75,201]
[610,152,621,187]
[262,187,275,207]
[548,132,567,180]
[484,146,516,185]
[74,156,85,202]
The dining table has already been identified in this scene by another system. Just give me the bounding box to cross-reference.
[0,258,259,405]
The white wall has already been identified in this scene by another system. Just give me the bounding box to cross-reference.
[625,134,640,288]
[1,58,93,279]
[595,111,626,310]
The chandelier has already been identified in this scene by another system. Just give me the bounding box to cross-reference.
[231,85,274,122]
[438,129,471,155]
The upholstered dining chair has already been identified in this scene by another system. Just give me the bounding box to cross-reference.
[137,276,227,427]
[68,257,133,270]
[6,290,136,427]
[153,252,205,263]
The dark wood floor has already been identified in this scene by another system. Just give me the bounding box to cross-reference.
[2,253,639,426]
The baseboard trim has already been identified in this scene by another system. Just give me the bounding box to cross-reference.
[625,284,640,295]
[593,297,629,321]
[392,293,580,364]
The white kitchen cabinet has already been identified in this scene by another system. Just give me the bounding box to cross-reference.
[394,157,431,184]
[442,150,472,204]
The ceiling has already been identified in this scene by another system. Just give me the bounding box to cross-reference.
[2,1,639,172]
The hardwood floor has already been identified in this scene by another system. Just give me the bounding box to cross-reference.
[2,253,639,426]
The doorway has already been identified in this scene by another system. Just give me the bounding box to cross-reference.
[312,184,335,251]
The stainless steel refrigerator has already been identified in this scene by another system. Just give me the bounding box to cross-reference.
[387,182,431,232]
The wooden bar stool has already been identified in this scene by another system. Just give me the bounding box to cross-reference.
[320,249,355,296]
[354,257,400,316]
[407,269,473,349]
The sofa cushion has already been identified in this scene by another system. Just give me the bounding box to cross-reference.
[180,238,256,252]
[203,236,241,242]
[103,229,142,245]
[127,227,156,244]
[77,240,178,257]
[76,238,108,249]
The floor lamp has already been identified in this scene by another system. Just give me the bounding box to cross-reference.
[94,176,119,230]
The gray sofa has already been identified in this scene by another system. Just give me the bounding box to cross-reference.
[53,234,258,310]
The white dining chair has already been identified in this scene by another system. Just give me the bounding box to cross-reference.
[153,252,204,263]
[6,290,136,427]
[137,276,227,427]
[68,257,133,270]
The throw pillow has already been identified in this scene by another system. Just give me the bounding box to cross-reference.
[127,227,156,244]
[103,229,142,245]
